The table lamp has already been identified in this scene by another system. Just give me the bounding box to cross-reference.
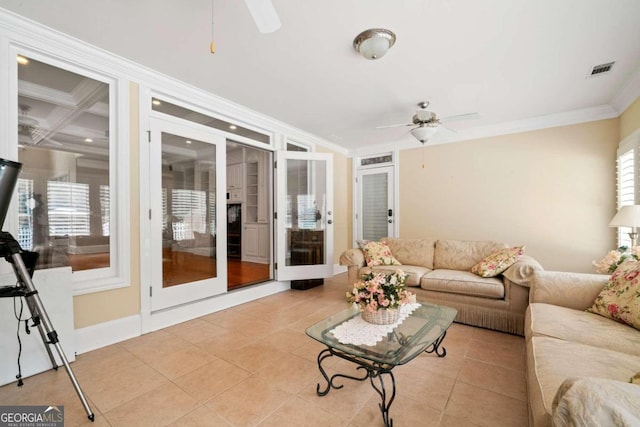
[609,205,640,247]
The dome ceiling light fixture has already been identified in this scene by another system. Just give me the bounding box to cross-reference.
[353,28,396,60]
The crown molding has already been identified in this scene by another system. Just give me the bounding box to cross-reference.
[611,64,640,114]
[349,104,620,157]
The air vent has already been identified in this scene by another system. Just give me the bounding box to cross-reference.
[588,61,615,77]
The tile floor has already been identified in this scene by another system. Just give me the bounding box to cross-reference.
[0,273,528,426]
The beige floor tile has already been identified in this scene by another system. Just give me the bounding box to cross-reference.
[466,335,526,371]
[76,358,169,412]
[167,405,233,426]
[163,318,230,344]
[216,341,289,373]
[297,372,374,421]
[352,392,443,427]
[394,367,456,411]
[194,328,255,355]
[457,358,527,401]
[104,382,199,427]
[205,376,291,426]
[173,356,251,402]
[258,396,347,427]
[257,327,311,353]
[142,344,213,380]
[255,352,320,394]
[443,381,528,427]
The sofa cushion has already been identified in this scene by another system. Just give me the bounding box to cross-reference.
[360,265,431,287]
[381,238,436,269]
[433,239,507,271]
[471,245,525,277]
[527,336,640,427]
[588,259,640,331]
[527,303,640,357]
[421,269,504,299]
[361,241,401,267]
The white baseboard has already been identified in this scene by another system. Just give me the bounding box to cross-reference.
[333,264,347,275]
[74,280,291,354]
[74,314,141,355]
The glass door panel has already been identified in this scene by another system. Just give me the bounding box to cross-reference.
[276,151,333,281]
[149,118,226,311]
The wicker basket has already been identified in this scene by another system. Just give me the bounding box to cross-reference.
[361,308,400,325]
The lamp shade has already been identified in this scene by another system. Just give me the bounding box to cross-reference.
[609,205,640,227]
[410,126,438,143]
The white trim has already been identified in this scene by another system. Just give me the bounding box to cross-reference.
[619,128,640,154]
[333,264,347,275]
[74,314,141,354]
[611,66,640,114]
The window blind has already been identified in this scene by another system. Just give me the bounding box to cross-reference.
[362,173,388,241]
[47,181,91,236]
[171,189,206,240]
[17,178,34,250]
[100,184,110,236]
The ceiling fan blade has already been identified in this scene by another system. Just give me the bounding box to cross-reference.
[376,123,413,129]
[245,0,281,34]
[440,112,480,123]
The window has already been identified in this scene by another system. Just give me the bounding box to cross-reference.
[14,51,129,293]
[171,189,207,240]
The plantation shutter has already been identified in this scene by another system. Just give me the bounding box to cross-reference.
[362,173,388,241]
[100,184,110,236]
[47,181,91,236]
[616,147,636,247]
[17,178,34,250]
[171,189,206,240]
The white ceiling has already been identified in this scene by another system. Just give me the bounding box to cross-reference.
[3,0,640,153]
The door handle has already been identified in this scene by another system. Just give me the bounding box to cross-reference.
[388,209,393,217]
[388,219,392,223]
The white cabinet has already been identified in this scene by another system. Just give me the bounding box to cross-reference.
[227,164,243,189]
[227,163,243,202]
[243,223,269,263]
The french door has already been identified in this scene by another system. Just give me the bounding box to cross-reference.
[276,151,333,281]
[357,165,395,241]
[147,117,227,311]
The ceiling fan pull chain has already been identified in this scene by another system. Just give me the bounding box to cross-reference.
[209,0,216,54]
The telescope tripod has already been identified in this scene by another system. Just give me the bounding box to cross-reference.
[0,231,94,422]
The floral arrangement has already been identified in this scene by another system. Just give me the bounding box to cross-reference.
[593,246,640,274]
[346,270,414,313]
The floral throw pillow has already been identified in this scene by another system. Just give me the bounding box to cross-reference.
[471,245,525,278]
[588,259,640,331]
[362,241,401,267]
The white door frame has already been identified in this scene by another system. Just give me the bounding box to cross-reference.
[143,115,227,312]
[352,152,399,245]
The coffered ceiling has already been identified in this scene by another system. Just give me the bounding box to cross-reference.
[3,0,640,153]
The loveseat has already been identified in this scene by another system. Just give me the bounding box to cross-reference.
[340,238,543,335]
[526,270,640,426]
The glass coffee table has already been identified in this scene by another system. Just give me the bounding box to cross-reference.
[306,303,457,427]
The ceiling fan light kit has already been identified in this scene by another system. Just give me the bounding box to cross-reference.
[353,28,396,60]
[410,125,438,143]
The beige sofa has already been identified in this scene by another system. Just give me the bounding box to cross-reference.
[340,238,543,336]
[526,271,640,426]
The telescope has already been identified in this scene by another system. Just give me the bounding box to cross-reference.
[0,158,21,230]
[0,157,94,421]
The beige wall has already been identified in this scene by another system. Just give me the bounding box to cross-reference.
[73,82,141,329]
[620,97,640,140]
[398,119,619,273]
[317,146,351,264]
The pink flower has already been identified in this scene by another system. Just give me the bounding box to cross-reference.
[607,304,619,316]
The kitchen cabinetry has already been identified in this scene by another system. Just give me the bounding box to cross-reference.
[243,223,269,263]
[227,163,243,202]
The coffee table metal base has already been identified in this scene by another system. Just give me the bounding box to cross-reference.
[314,331,448,427]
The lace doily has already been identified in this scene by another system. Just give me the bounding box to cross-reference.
[330,303,421,346]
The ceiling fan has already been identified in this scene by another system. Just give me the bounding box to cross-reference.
[377,101,479,144]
